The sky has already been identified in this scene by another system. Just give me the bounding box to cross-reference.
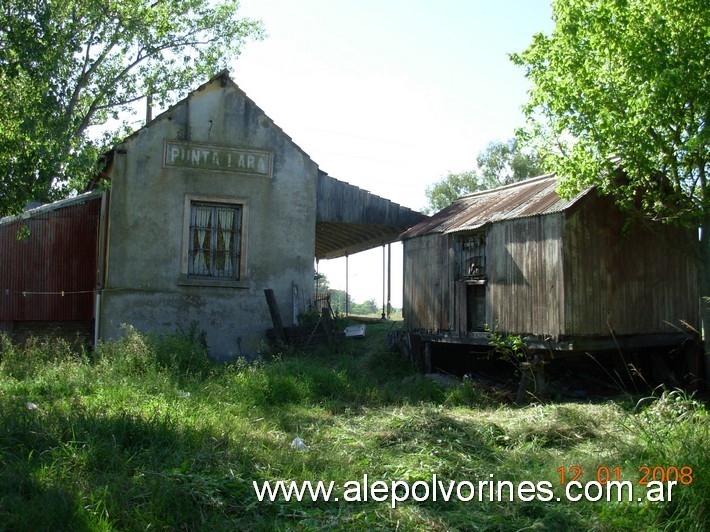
[230,0,555,309]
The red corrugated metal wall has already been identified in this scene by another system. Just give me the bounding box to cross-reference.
[0,196,102,323]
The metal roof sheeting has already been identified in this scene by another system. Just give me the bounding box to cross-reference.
[0,191,104,226]
[400,175,592,239]
[316,172,426,259]
[0,192,102,322]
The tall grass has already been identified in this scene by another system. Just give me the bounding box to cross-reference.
[0,324,707,530]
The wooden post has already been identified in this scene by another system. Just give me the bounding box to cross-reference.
[345,253,349,316]
[381,245,386,320]
[423,342,432,373]
[387,243,392,319]
[516,357,547,404]
[264,289,286,343]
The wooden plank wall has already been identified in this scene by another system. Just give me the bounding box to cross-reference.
[403,193,699,341]
[402,233,453,332]
[486,215,564,337]
[316,173,422,226]
[563,194,699,336]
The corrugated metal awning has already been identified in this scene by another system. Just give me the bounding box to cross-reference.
[316,173,426,259]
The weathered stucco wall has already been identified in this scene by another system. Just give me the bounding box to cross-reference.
[100,76,318,357]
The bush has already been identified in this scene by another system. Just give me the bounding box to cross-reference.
[630,389,709,528]
[95,323,212,380]
[147,322,211,377]
[0,333,87,380]
[95,325,156,376]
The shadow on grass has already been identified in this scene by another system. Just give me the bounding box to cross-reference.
[0,394,278,530]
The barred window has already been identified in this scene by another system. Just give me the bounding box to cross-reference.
[457,233,486,280]
[188,202,242,279]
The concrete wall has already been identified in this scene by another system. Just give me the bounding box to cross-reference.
[100,75,318,357]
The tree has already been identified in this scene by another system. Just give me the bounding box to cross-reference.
[511,0,709,374]
[424,138,544,212]
[0,0,264,215]
[476,138,546,189]
[328,290,352,315]
[351,298,379,316]
[424,169,479,214]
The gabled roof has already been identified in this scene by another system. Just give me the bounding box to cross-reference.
[116,70,314,162]
[105,70,426,258]
[400,175,592,240]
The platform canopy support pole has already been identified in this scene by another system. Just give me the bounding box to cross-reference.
[381,245,386,320]
[345,253,349,316]
[387,243,392,319]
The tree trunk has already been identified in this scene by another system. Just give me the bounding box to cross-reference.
[700,222,710,384]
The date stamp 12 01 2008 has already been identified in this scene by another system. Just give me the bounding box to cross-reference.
[557,465,694,486]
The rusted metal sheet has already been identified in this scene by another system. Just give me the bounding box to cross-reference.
[0,192,102,322]
[400,175,588,240]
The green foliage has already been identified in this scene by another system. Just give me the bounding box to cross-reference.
[511,0,709,229]
[486,327,529,367]
[94,324,156,376]
[315,274,397,317]
[15,224,31,240]
[476,138,546,190]
[0,333,87,380]
[0,324,707,530]
[425,169,479,214]
[424,138,545,212]
[350,297,379,315]
[629,390,709,526]
[326,288,398,317]
[327,289,352,315]
[489,331,525,359]
[95,323,211,380]
[296,307,322,326]
[0,0,264,215]
[512,0,710,357]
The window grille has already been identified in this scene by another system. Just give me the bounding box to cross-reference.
[457,234,486,280]
[188,202,241,279]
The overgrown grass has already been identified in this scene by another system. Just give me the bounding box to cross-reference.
[0,324,707,530]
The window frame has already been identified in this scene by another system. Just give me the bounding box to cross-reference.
[456,232,487,282]
[179,195,249,288]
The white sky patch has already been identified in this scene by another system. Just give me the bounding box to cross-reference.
[231,0,554,308]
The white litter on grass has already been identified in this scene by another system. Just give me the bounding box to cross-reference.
[290,437,307,451]
[25,402,38,410]
[344,324,366,338]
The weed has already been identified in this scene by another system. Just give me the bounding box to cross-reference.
[0,333,88,380]
[0,323,706,530]
[625,389,709,529]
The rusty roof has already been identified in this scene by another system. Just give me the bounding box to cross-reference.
[0,190,104,226]
[400,175,592,239]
